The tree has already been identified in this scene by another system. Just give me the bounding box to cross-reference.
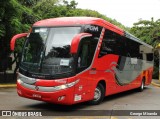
[63,0,78,9]
[0,0,39,54]
[130,18,160,46]
[0,0,39,77]
[32,0,128,31]
[32,0,60,18]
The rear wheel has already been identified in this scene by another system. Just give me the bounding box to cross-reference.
[138,79,145,92]
[89,83,105,105]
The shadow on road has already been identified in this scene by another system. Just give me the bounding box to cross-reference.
[102,87,150,103]
[25,101,99,116]
[17,87,152,116]
[24,87,150,111]
[26,101,89,111]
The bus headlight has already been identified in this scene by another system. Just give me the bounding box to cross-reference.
[17,78,80,92]
[17,79,23,84]
[17,73,36,84]
[53,79,79,91]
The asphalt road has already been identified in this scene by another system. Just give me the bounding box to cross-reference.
[0,85,160,119]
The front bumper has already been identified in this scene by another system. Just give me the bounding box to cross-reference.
[17,82,75,105]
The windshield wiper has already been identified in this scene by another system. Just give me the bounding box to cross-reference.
[38,47,46,72]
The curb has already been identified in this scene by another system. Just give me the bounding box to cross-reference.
[0,84,16,88]
[151,82,160,87]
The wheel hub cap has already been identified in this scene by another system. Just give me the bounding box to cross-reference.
[94,88,101,101]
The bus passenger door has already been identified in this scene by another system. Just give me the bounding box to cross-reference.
[77,41,90,72]
[74,38,98,102]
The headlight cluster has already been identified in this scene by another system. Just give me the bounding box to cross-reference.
[52,79,79,91]
[17,73,36,84]
[17,73,80,92]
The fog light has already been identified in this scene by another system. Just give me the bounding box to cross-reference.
[78,85,83,91]
[58,96,65,101]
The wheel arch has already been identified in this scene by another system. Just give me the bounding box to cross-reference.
[97,80,106,95]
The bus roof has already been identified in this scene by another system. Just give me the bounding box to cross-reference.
[34,17,102,26]
[34,17,122,31]
[33,17,153,49]
[33,17,124,35]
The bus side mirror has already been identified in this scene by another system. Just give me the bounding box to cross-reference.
[70,33,92,54]
[10,33,28,51]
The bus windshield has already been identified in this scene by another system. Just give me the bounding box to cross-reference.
[20,27,81,78]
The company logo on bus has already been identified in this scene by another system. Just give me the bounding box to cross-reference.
[31,74,45,79]
[35,86,39,91]
[85,25,99,32]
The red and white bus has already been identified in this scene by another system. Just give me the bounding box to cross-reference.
[10,17,154,105]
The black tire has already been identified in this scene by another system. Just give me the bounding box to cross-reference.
[89,83,105,105]
[138,79,145,92]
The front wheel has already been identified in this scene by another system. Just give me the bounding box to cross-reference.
[89,83,105,105]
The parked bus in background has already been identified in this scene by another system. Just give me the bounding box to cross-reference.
[10,17,154,105]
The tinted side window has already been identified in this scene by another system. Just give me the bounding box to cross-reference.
[125,38,142,59]
[77,37,98,73]
[78,42,89,67]
[147,53,153,61]
[99,29,126,58]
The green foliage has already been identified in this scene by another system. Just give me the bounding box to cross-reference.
[63,0,78,9]
[15,38,26,53]
[0,24,5,38]
[17,0,39,7]
[130,18,160,46]
[153,50,159,79]
[33,0,60,18]
[0,0,39,56]
[32,0,127,30]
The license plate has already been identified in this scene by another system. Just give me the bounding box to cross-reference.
[32,94,41,98]
[74,95,82,101]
